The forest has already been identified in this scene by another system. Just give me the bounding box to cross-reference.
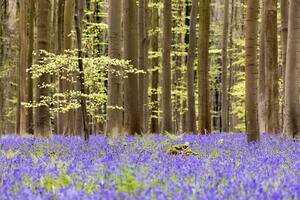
[0,0,299,199]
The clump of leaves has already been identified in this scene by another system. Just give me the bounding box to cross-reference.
[165,142,200,156]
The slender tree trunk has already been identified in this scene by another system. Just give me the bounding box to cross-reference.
[57,0,65,135]
[264,0,279,134]
[35,0,52,137]
[123,0,141,135]
[161,0,172,133]
[258,1,266,133]
[186,0,198,133]
[198,0,211,134]
[280,0,288,131]
[63,0,75,135]
[17,0,28,135]
[284,0,300,138]
[138,0,146,132]
[245,0,259,142]
[221,0,229,132]
[27,0,35,135]
[105,0,123,136]
[74,0,90,141]
[150,0,159,133]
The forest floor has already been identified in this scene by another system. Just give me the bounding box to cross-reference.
[0,133,299,199]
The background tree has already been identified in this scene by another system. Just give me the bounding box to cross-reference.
[105,0,123,136]
[198,0,211,134]
[161,0,172,133]
[284,0,300,138]
[123,0,141,135]
[35,0,52,137]
[245,0,259,142]
[186,0,198,133]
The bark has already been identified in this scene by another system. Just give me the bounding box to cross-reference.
[123,0,141,135]
[57,0,65,134]
[161,0,172,133]
[280,0,288,130]
[198,0,211,134]
[245,0,259,142]
[75,0,90,141]
[26,0,35,135]
[138,0,146,132]
[17,0,28,135]
[284,0,300,138]
[221,0,229,132]
[150,0,159,133]
[105,0,123,136]
[186,0,198,133]
[258,1,266,133]
[63,0,75,135]
[35,0,52,137]
[264,0,279,134]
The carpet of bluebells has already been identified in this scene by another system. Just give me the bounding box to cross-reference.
[0,133,299,200]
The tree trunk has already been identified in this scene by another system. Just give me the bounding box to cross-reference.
[161,0,172,133]
[17,0,28,135]
[186,0,198,133]
[198,0,211,134]
[123,0,141,135]
[138,0,146,132]
[35,0,52,137]
[105,0,123,136]
[74,0,90,141]
[284,0,300,138]
[264,0,279,134]
[280,0,289,131]
[150,0,159,133]
[57,0,65,135]
[221,0,229,132]
[63,0,75,135]
[27,0,35,135]
[258,1,266,133]
[245,0,259,142]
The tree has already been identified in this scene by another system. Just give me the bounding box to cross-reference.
[62,0,75,135]
[161,0,172,133]
[74,0,90,140]
[105,0,123,136]
[16,0,28,135]
[27,0,35,135]
[123,0,141,135]
[264,0,279,134]
[258,1,266,133]
[186,0,198,133]
[245,0,259,142]
[221,0,230,132]
[35,0,52,137]
[150,0,160,133]
[284,0,300,138]
[138,0,147,132]
[198,0,211,134]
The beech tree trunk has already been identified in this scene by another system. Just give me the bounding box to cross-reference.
[105,0,123,136]
[17,0,28,135]
[123,0,141,135]
[150,0,159,133]
[221,0,229,132]
[258,1,266,133]
[35,0,52,137]
[161,0,172,133]
[186,0,198,133]
[198,0,211,134]
[245,0,259,142]
[264,0,279,134]
[284,0,300,138]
